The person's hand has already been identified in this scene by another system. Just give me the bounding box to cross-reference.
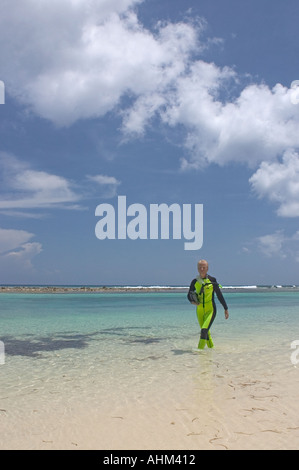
[224,309,229,319]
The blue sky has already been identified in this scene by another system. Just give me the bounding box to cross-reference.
[0,0,299,286]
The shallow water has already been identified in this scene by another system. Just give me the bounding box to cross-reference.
[1,291,299,449]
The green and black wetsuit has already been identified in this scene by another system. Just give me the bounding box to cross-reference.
[187,275,228,349]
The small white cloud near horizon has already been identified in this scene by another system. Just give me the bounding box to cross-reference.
[0,227,34,255]
[256,230,286,258]
[245,229,299,261]
[0,227,42,275]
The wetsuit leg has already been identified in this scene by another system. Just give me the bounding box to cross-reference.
[196,308,216,349]
[207,331,214,349]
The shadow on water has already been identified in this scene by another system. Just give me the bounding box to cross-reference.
[123,336,162,345]
[171,349,197,355]
[1,332,98,358]
[99,326,163,345]
[1,327,164,357]
[98,326,152,337]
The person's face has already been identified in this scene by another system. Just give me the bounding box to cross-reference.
[198,261,208,278]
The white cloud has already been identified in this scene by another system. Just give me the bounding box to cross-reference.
[0,211,46,219]
[0,0,199,126]
[1,0,299,219]
[256,230,286,258]
[250,229,299,261]
[0,227,42,274]
[174,81,299,169]
[0,228,34,254]
[2,0,298,161]
[87,174,120,186]
[250,150,299,217]
[4,242,43,270]
[0,152,80,210]
[86,174,121,198]
[0,153,121,213]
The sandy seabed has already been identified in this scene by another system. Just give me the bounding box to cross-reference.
[1,348,299,450]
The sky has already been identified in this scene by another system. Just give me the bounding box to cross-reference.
[0,0,299,286]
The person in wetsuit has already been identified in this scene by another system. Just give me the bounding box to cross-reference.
[187,259,229,349]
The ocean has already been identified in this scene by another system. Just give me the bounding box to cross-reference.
[1,289,299,449]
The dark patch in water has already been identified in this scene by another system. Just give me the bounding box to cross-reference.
[1,332,97,358]
[132,355,166,361]
[99,326,152,337]
[171,349,194,355]
[123,336,162,345]
[1,327,161,358]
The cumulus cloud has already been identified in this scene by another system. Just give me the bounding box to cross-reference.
[1,0,299,218]
[171,80,299,170]
[0,227,34,254]
[0,227,42,274]
[256,230,286,258]
[254,229,299,262]
[0,0,200,126]
[1,0,298,155]
[250,150,299,217]
[4,241,43,269]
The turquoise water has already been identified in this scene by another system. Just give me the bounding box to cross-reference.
[1,290,299,394]
[1,291,299,364]
[1,291,299,449]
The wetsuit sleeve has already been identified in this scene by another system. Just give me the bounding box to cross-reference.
[213,278,228,310]
[187,279,197,303]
